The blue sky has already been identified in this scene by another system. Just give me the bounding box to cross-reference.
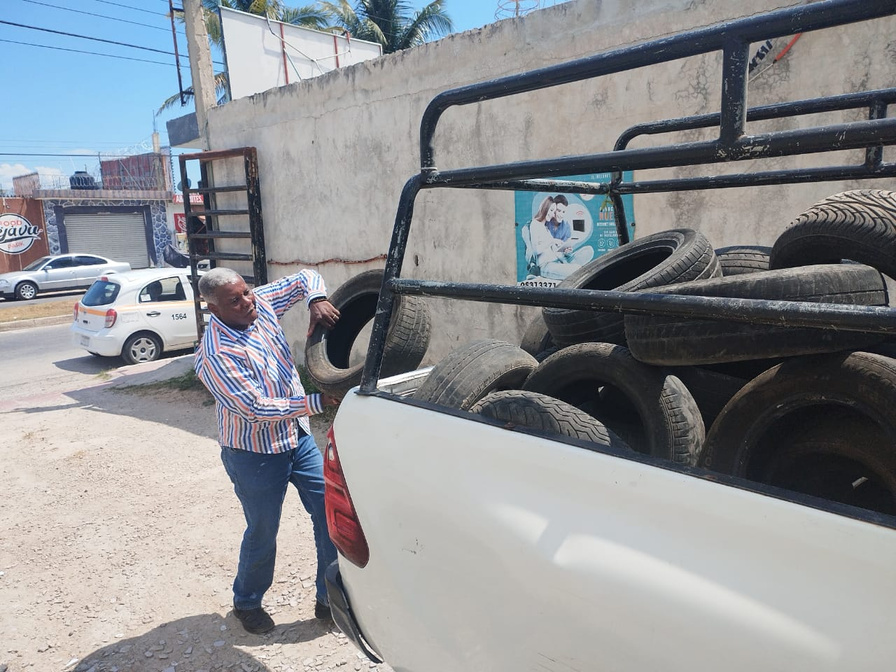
[0,1,564,192]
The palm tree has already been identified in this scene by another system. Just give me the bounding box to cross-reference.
[321,0,453,54]
[159,1,333,112]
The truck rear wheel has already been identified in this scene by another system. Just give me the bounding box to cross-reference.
[305,270,431,398]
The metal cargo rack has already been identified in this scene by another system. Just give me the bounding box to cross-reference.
[360,0,896,394]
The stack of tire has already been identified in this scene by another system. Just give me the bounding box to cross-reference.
[412,189,896,518]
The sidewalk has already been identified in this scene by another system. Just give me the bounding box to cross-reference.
[0,313,72,332]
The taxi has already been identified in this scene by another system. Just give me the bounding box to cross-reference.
[71,268,201,364]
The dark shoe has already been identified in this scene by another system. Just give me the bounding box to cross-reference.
[233,606,275,634]
[314,600,333,621]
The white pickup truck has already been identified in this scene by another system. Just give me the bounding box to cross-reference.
[321,3,896,671]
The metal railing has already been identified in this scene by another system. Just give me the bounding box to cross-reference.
[360,0,896,393]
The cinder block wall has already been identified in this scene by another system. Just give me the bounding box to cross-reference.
[205,0,896,363]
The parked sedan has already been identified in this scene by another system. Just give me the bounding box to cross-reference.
[71,268,200,364]
[0,253,131,301]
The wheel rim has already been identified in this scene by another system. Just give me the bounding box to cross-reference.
[128,337,159,363]
[18,284,36,299]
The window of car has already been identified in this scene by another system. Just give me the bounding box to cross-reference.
[23,256,51,271]
[139,277,184,303]
[82,280,120,306]
[73,255,107,266]
[45,257,74,270]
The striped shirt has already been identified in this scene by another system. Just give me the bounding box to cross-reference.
[195,270,327,454]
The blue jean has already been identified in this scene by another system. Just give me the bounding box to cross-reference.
[220,433,337,610]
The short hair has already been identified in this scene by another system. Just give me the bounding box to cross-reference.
[198,267,243,305]
[553,194,569,207]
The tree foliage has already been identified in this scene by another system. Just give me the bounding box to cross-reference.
[321,0,453,53]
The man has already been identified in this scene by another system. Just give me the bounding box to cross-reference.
[194,266,341,635]
[547,194,574,255]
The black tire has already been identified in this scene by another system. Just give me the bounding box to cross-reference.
[519,314,554,358]
[699,351,896,516]
[15,281,38,301]
[542,229,720,347]
[305,270,431,398]
[770,189,896,278]
[624,264,887,366]
[122,332,162,365]
[412,339,537,411]
[470,390,627,451]
[668,366,748,429]
[760,410,896,516]
[522,343,704,465]
[715,245,771,276]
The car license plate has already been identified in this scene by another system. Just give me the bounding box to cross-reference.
[80,335,90,347]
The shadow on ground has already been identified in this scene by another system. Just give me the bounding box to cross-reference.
[70,611,332,672]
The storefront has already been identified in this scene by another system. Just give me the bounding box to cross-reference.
[0,198,50,273]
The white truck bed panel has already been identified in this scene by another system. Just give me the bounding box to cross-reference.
[332,387,896,672]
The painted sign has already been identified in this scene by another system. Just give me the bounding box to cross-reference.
[0,213,42,254]
[515,172,635,287]
[172,193,205,204]
[174,213,187,233]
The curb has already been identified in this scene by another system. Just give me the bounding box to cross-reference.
[107,353,197,388]
[0,314,72,333]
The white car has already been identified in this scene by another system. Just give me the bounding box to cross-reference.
[71,268,201,365]
[0,253,132,301]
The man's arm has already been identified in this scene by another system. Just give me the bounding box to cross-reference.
[255,269,328,319]
[530,222,564,263]
[197,349,336,422]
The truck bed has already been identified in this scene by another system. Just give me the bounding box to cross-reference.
[331,376,896,671]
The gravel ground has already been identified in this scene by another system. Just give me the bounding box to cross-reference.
[0,356,391,672]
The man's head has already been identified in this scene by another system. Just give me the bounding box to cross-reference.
[199,267,257,329]
[552,194,569,222]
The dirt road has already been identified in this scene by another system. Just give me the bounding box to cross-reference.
[0,355,389,672]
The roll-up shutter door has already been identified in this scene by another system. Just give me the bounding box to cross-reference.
[65,213,150,269]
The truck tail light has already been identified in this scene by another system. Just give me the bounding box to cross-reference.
[72,303,79,321]
[324,425,370,568]
[104,309,117,329]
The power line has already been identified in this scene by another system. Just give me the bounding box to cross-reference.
[0,18,185,58]
[93,0,170,17]
[0,138,152,146]
[0,37,181,66]
[0,20,225,65]
[19,0,177,33]
[0,153,124,157]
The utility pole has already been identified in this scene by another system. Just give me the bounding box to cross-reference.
[182,0,216,150]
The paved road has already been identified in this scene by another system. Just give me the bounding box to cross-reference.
[0,288,85,311]
[0,322,115,402]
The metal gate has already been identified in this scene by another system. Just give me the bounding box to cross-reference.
[177,147,267,337]
[63,212,150,269]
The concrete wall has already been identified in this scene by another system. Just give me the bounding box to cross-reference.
[202,0,896,363]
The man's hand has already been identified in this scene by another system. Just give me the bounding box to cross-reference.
[321,394,341,406]
[308,299,340,336]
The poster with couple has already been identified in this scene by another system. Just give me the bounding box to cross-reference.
[515,172,635,287]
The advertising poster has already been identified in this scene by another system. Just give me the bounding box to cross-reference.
[515,172,635,286]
